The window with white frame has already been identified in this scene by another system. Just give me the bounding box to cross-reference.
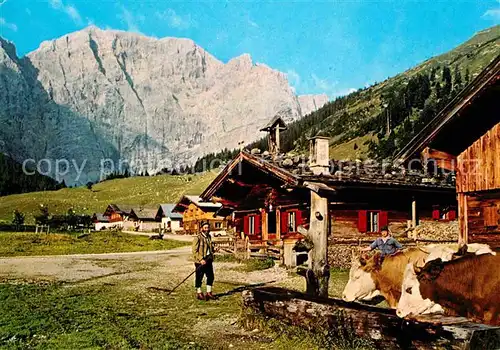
[288,211,296,232]
[249,216,255,234]
[367,211,379,233]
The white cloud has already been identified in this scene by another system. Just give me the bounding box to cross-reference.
[48,0,82,25]
[0,17,18,32]
[248,19,259,28]
[155,9,196,30]
[482,8,500,21]
[119,6,142,33]
[311,74,338,93]
[332,87,357,98]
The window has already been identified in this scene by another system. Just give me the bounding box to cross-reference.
[367,211,379,233]
[288,211,296,232]
[215,222,222,229]
[358,210,388,233]
[432,206,457,221]
[249,216,255,234]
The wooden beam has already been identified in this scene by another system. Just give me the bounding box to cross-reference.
[276,208,281,240]
[227,178,255,187]
[308,191,329,297]
[422,147,457,171]
[261,209,268,241]
[412,199,417,228]
[242,287,500,349]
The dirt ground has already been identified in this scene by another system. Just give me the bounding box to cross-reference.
[0,236,349,349]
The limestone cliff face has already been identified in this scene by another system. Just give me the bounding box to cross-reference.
[0,27,327,184]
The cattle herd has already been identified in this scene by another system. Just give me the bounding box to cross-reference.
[342,243,500,326]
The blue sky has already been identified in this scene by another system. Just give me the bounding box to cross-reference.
[0,0,499,97]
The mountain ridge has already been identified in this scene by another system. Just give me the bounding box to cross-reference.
[0,26,327,185]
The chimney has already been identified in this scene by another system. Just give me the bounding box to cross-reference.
[260,116,287,156]
[309,136,330,175]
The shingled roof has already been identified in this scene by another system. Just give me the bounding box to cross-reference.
[201,150,455,201]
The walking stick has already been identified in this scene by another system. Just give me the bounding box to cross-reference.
[166,265,201,296]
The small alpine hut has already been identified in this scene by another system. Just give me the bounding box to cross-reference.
[103,204,134,226]
[172,195,227,234]
[395,55,500,247]
[200,116,457,293]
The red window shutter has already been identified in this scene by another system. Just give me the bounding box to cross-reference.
[243,215,249,234]
[432,209,440,220]
[255,215,262,234]
[448,210,456,221]
[281,211,289,233]
[380,211,388,229]
[358,210,368,233]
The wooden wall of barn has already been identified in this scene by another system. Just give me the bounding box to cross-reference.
[457,122,500,247]
[457,122,500,193]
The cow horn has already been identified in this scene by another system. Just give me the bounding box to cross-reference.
[413,265,423,275]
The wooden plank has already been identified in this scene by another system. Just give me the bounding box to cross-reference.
[458,193,466,244]
[495,123,500,189]
[242,287,500,350]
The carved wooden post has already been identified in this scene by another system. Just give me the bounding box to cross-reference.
[308,190,330,297]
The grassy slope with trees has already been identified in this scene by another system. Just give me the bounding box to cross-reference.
[195,25,500,163]
[0,171,217,224]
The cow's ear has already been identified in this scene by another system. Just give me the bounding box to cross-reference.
[359,256,367,266]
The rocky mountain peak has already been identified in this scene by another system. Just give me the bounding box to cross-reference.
[0,28,328,184]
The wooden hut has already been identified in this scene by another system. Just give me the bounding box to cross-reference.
[395,55,500,247]
[172,195,227,234]
[201,120,457,268]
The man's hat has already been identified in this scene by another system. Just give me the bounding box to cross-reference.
[200,220,210,228]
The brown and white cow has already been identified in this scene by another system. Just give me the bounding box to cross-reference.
[343,248,429,308]
[397,253,500,326]
[342,244,495,308]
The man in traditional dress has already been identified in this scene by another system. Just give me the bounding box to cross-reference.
[192,221,216,300]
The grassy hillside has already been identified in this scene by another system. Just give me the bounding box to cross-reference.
[290,25,500,160]
[0,172,217,224]
[284,25,500,160]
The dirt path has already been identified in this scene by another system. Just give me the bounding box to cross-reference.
[0,245,295,287]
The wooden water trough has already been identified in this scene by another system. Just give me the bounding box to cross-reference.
[242,287,500,350]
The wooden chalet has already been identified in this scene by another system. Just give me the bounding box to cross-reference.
[395,55,500,247]
[172,195,227,234]
[201,117,457,267]
[103,204,134,223]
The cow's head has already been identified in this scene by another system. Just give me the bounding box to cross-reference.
[396,261,444,318]
[342,252,381,302]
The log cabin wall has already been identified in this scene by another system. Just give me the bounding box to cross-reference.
[457,122,500,247]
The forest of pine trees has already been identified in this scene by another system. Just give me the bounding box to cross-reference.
[0,153,65,196]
